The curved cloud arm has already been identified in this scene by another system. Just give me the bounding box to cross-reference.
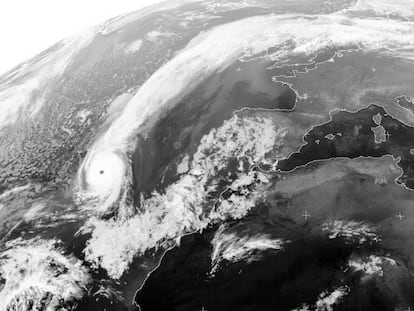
[80,8,414,210]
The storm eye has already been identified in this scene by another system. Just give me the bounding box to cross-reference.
[100,170,105,174]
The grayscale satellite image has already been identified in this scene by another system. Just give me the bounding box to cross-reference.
[1,0,414,310]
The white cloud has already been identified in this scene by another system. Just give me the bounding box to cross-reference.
[80,148,132,215]
[82,114,286,279]
[315,286,349,311]
[123,39,143,54]
[322,220,380,244]
[349,255,383,275]
[0,0,169,76]
[146,30,176,42]
[291,304,311,311]
[344,0,414,20]
[292,286,350,311]
[348,255,397,277]
[79,10,414,208]
[0,238,91,311]
[23,202,46,222]
[204,0,253,13]
[210,225,286,274]
[0,28,96,130]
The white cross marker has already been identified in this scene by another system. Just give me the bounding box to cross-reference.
[396,212,405,220]
[236,67,242,72]
[302,212,310,220]
[143,134,149,141]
